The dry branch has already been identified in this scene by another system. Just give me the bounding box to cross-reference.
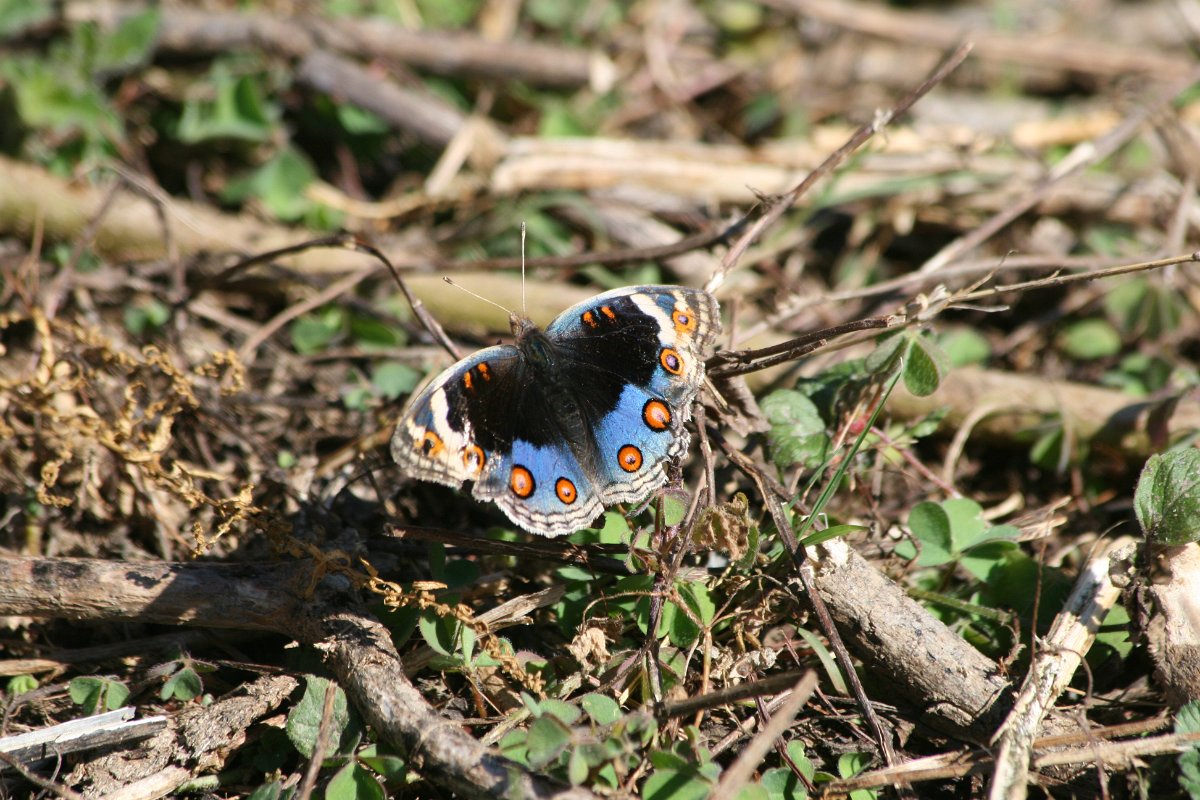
[987,538,1136,800]
[0,557,596,800]
[807,538,1015,744]
[784,0,1196,82]
[67,675,297,799]
[68,3,607,90]
[887,366,1200,460]
[0,709,165,775]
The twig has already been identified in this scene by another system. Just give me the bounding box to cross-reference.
[708,317,893,378]
[295,680,340,800]
[717,42,974,281]
[953,251,1200,304]
[658,669,816,719]
[0,751,85,800]
[710,672,819,798]
[0,557,598,800]
[920,66,1200,274]
[719,443,899,766]
[987,538,1137,800]
[781,0,1195,81]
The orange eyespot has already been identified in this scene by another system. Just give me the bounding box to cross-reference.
[463,445,486,474]
[600,305,616,320]
[555,478,578,504]
[582,311,598,328]
[643,400,671,431]
[419,431,444,456]
[463,371,473,390]
[660,348,684,375]
[672,307,696,333]
[477,362,491,380]
[510,465,535,498]
[618,445,643,472]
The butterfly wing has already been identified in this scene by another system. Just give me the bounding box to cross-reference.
[393,285,720,537]
[543,285,721,504]
[392,345,521,489]
[391,344,604,536]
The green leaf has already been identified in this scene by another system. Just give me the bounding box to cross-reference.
[417,613,460,658]
[525,715,571,769]
[737,785,771,800]
[798,523,867,547]
[837,751,872,778]
[903,335,949,397]
[594,511,631,544]
[68,676,129,715]
[123,299,171,336]
[792,627,847,695]
[325,763,385,800]
[665,582,715,647]
[761,389,829,470]
[3,54,121,145]
[161,666,204,701]
[0,0,54,36]
[662,495,687,527]
[335,102,388,135]
[498,728,530,765]
[1105,278,1185,338]
[285,676,354,759]
[1093,602,1134,662]
[358,752,406,784]
[349,316,406,349]
[1135,450,1200,545]
[222,148,316,221]
[177,63,276,143]
[643,767,714,800]
[95,10,159,74]
[897,501,954,566]
[291,307,345,355]
[786,740,814,779]
[864,331,907,376]
[1028,422,1072,471]
[958,540,1020,583]
[538,698,583,726]
[7,674,37,695]
[939,328,991,367]
[1177,701,1200,799]
[580,693,621,726]
[246,780,284,800]
[942,498,988,552]
[1055,319,1121,360]
[760,766,809,799]
[539,102,591,138]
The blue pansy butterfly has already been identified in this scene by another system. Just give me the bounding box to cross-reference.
[392,285,722,536]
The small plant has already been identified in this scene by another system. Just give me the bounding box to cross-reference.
[69,675,130,715]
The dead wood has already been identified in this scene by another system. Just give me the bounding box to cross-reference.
[295,50,484,150]
[987,538,1135,799]
[807,538,1014,744]
[886,366,1200,460]
[784,0,1195,85]
[66,674,297,799]
[0,557,597,800]
[68,3,605,90]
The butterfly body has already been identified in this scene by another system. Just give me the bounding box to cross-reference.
[392,285,721,536]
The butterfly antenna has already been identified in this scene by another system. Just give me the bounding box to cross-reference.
[520,220,527,314]
[442,277,511,316]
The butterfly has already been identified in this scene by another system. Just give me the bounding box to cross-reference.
[392,285,722,536]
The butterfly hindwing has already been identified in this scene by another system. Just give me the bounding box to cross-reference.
[392,343,606,536]
[545,286,721,503]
